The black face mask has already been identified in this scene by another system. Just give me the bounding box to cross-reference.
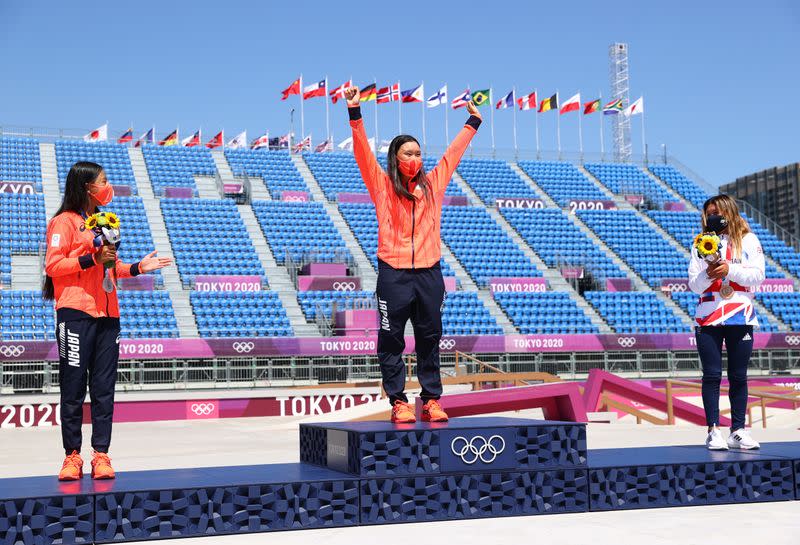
[706,214,728,234]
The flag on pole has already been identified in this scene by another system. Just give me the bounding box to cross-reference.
[117,128,133,144]
[314,139,333,153]
[471,89,490,107]
[338,136,353,151]
[281,78,301,100]
[134,127,155,147]
[603,99,624,115]
[84,124,108,142]
[427,85,447,108]
[538,93,558,113]
[329,80,352,104]
[400,83,424,103]
[495,90,514,109]
[205,131,224,149]
[559,93,581,114]
[181,130,201,147]
[250,133,269,149]
[278,133,292,148]
[624,97,644,116]
[451,89,471,109]
[377,83,400,103]
[302,79,327,99]
[159,129,179,146]
[227,131,247,149]
[583,99,601,115]
[517,91,537,111]
[359,83,377,102]
[293,135,312,153]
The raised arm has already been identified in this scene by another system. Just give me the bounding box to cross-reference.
[430,100,482,194]
[345,86,385,200]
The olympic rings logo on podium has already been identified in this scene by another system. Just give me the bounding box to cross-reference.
[451,435,505,464]
[0,345,25,358]
[190,403,216,416]
[617,337,637,348]
[439,339,456,350]
[232,342,255,353]
[786,335,800,346]
[332,281,356,291]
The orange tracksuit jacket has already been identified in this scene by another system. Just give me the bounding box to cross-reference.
[45,211,140,319]
[349,106,481,269]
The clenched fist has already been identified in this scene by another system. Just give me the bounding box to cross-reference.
[466,100,481,120]
[344,86,360,108]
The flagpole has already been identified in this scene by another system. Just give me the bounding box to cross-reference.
[534,88,540,159]
[444,85,449,144]
[373,76,379,145]
[641,105,647,164]
[489,86,495,157]
[325,75,330,145]
[578,96,583,161]
[421,81,426,151]
[299,75,305,149]
[599,90,604,159]
[512,87,518,158]
[556,90,561,160]
[398,80,402,134]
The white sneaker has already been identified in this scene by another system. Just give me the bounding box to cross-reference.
[727,428,760,450]
[705,427,729,450]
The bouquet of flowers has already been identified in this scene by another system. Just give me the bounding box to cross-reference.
[693,232,733,299]
[85,212,121,293]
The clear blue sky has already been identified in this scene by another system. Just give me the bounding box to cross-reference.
[2,0,797,188]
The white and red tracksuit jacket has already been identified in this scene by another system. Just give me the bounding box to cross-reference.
[687,232,765,327]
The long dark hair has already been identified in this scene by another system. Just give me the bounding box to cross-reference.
[42,161,104,300]
[386,135,431,202]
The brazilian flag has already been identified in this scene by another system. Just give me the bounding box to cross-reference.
[471,89,491,107]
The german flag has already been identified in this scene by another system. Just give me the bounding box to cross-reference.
[538,93,558,113]
[360,83,377,102]
[583,99,601,115]
[159,129,178,146]
[471,89,490,107]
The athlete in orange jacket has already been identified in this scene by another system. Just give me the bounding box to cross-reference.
[43,161,171,480]
[345,86,482,423]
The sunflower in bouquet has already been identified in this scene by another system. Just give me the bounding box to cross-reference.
[85,211,121,292]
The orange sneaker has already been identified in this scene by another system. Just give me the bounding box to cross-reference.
[58,450,83,481]
[91,451,115,480]
[421,399,448,422]
[391,400,417,423]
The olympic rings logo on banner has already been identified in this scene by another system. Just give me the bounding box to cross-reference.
[786,335,800,347]
[190,403,216,416]
[332,281,356,291]
[451,435,506,464]
[617,337,637,348]
[232,342,255,353]
[284,196,306,202]
[665,283,688,292]
[0,345,25,358]
[439,339,456,350]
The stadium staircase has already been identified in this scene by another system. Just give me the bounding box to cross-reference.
[129,147,199,338]
[291,154,378,291]
[212,150,271,200]
[38,143,60,219]
[508,164,559,208]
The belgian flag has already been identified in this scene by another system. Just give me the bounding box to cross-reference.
[360,83,377,102]
[471,89,491,107]
[538,93,558,113]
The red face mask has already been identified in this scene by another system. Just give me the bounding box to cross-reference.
[397,157,423,179]
[89,183,114,206]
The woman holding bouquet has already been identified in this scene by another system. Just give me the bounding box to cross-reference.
[43,161,172,480]
[688,194,764,450]
[343,86,482,423]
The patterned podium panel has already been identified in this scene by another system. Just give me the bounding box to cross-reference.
[588,444,799,510]
[299,417,587,477]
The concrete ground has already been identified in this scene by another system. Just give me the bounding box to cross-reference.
[1,408,798,545]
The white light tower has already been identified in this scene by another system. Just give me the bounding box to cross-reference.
[609,42,632,162]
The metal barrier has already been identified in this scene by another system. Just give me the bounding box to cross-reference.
[2,349,798,394]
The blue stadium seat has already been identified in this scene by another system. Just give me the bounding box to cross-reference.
[494,292,597,334]
[457,158,543,205]
[225,149,308,198]
[190,291,292,337]
[55,141,136,195]
[0,137,42,191]
[518,161,607,206]
[584,291,686,333]
[585,162,673,206]
[142,145,215,195]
